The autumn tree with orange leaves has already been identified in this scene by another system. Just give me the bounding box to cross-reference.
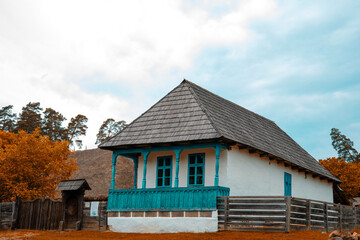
[319,157,360,199]
[0,129,78,202]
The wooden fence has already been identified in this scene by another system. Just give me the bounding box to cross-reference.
[0,202,15,230]
[217,196,360,232]
[15,197,63,230]
[82,201,108,231]
[290,197,359,232]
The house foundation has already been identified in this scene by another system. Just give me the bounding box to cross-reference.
[107,210,218,233]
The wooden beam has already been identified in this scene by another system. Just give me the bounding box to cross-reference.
[290,165,299,170]
[276,158,285,164]
[298,167,308,174]
[248,149,257,154]
[238,145,247,150]
[312,173,319,179]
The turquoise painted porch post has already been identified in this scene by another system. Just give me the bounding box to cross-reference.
[111,152,118,189]
[142,151,150,189]
[174,148,183,187]
[133,157,138,189]
[213,145,221,186]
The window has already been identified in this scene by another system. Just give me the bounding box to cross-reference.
[188,153,205,186]
[156,156,172,187]
[284,172,292,196]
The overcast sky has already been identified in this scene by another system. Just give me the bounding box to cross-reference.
[0,0,359,159]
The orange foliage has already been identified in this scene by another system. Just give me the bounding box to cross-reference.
[0,129,78,202]
[319,157,360,199]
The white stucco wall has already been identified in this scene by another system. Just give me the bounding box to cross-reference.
[226,147,334,202]
[108,212,218,233]
[136,148,227,188]
[132,145,332,202]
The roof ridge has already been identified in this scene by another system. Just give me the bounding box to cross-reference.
[99,82,185,148]
[183,79,276,124]
[183,80,222,138]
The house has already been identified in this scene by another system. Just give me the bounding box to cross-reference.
[99,79,340,233]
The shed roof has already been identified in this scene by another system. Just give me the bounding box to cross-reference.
[99,80,339,182]
[56,179,91,191]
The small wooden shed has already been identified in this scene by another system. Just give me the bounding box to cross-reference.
[56,179,91,231]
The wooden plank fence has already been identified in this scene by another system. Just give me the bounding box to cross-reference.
[0,202,15,230]
[289,197,360,232]
[217,196,288,232]
[82,201,108,231]
[16,197,62,230]
[217,196,360,233]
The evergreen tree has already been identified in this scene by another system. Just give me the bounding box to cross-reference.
[330,128,360,163]
[16,102,43,133]
[96,118,127,144]
[0,105,17,132]
[42,108,67,142]
[66,114,88,149]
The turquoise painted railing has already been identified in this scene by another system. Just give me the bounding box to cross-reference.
[107,186,230,211]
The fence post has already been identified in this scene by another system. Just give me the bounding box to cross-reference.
[353,206,357,230]
[285,196,291,233]
[224,197,229,230]
[338,204,343,232]
[356,207,359,230]
[306,200,311,230]
[11,197,21,230]
[0,202,2,230]
[0,203,2,229]
[324,203,328,232]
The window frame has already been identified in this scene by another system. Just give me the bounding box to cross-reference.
[187,153,205,187]
[156,155,173,188]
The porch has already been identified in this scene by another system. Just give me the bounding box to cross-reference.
[108,186,230,212]
[108,142,230,212]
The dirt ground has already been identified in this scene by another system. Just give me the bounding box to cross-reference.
[0,229,337,240]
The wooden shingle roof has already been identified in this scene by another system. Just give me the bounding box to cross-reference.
[99,80,339,182]
[56,179,91,191]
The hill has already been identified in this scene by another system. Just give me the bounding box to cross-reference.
[72,148,134,200]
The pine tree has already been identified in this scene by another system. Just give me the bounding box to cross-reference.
[42,108,67,142]
[65,114,88,149]
[16,102,43,133]
[330,128,360,163]
[0,105,17,132]
[95,118,127,144]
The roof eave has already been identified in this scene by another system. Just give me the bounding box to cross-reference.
[98,137,227,151]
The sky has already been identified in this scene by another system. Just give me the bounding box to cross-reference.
[0,0,359,159]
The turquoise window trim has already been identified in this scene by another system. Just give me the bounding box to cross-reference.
[188,153,205,187]
[284,172,292,196]
[156,155,173,188]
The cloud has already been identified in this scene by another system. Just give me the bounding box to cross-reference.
[0,0,276,149]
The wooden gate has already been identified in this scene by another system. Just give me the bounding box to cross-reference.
[15,197,62,230]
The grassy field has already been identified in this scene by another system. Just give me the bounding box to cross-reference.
[0,229,333,240]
